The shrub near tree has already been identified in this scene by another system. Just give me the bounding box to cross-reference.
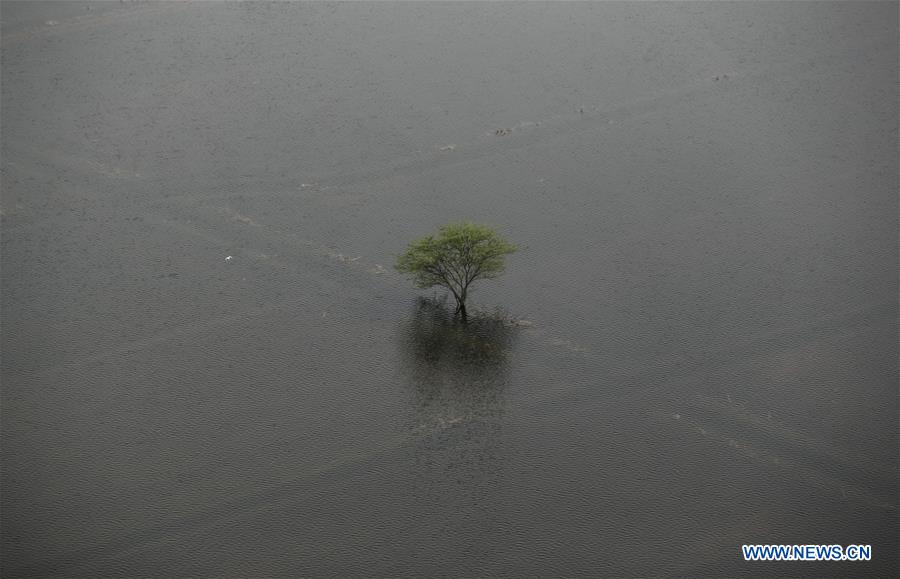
[395,222,517,323]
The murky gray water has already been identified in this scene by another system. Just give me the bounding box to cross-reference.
[2,1,896,576]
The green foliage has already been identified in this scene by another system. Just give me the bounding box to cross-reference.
[395,222,516,319]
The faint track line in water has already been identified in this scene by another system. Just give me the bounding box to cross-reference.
[0,1,193,46]
[663,410,896,512]
[687,392,897,482]
[8,428,419,577]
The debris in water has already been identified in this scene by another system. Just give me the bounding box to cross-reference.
[231,212,258,226]
[439,144,456,151]
[330,253,361,263]
[225,255,233,261]
[370,264,387,274]
[494,128,511,136]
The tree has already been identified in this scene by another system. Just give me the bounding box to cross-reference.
[395,222,517,323]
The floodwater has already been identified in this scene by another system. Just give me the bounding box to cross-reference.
[1,1,897,576]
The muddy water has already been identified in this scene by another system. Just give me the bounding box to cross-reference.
[1,1,896,576]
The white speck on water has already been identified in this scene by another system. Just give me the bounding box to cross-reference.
[225,255,233,261]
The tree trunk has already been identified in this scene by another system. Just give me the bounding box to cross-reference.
[450,289,467,323]
[454,289,468,324]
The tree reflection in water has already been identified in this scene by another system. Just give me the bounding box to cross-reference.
[400,296,516,433]
[398,296,518,528]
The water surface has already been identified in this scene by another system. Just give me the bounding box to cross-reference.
[1,1,897,576]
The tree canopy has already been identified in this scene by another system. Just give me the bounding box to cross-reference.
[395,222,516,322]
